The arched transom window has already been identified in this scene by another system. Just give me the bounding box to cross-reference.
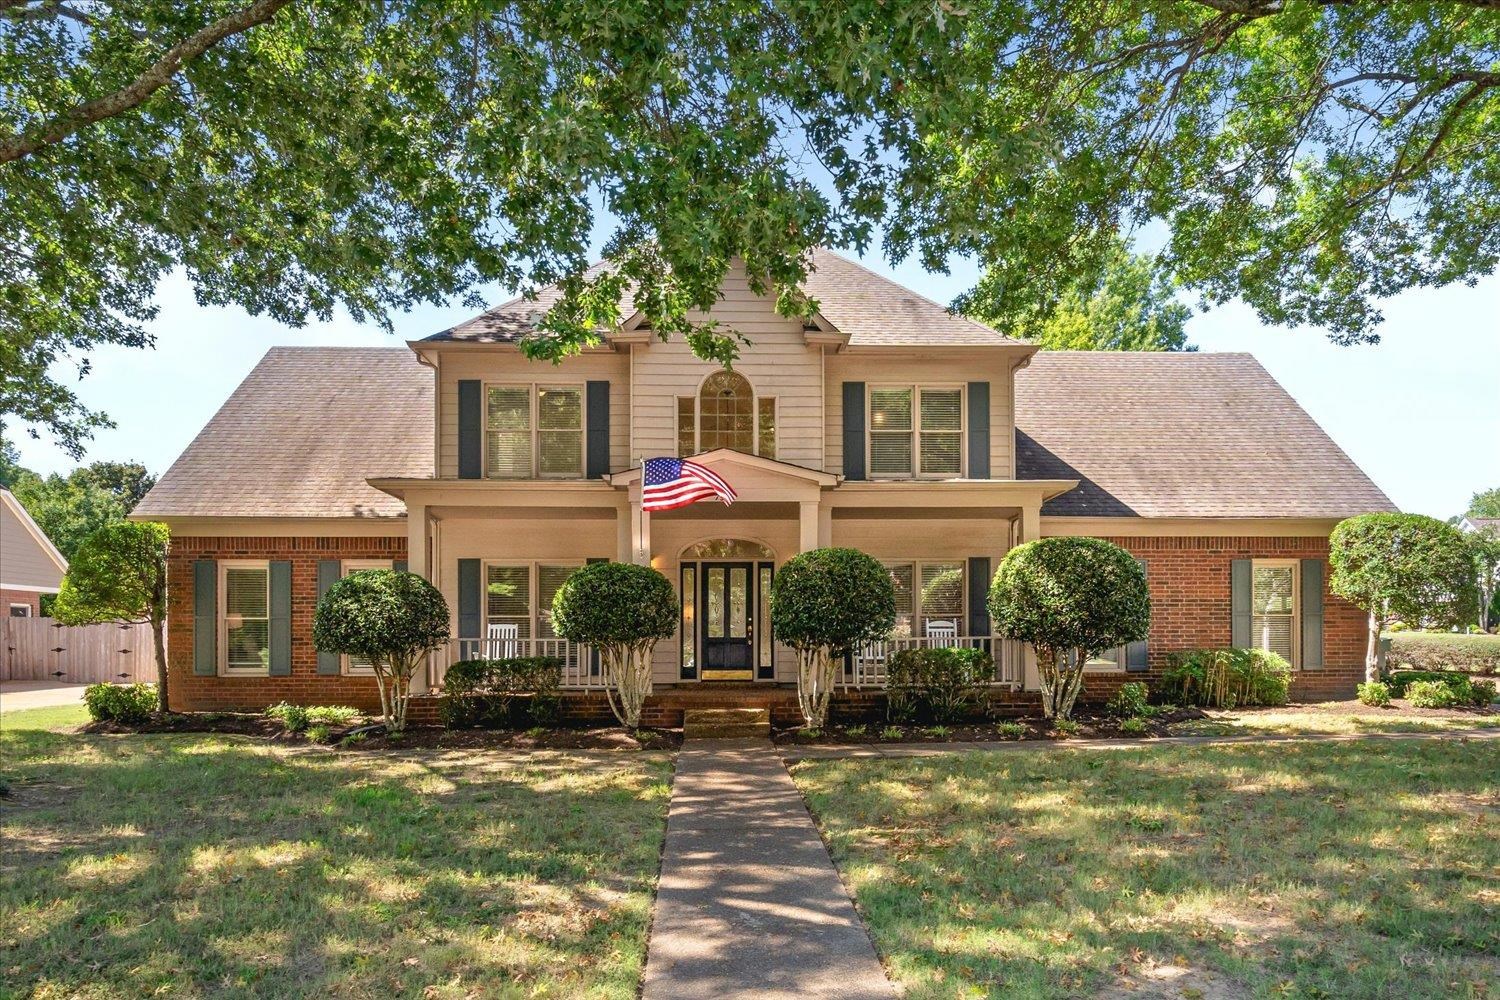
[677,369,776,458]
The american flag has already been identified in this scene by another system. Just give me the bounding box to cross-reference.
[642,457,737,512]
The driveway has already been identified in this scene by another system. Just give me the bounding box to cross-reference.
[0,679,89,712]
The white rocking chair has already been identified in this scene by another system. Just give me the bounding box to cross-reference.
[484,622,520,659]
[925,620,959,648]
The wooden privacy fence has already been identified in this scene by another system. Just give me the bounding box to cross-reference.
[1,617,156,684]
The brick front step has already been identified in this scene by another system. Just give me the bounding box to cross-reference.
[683,708,771,739]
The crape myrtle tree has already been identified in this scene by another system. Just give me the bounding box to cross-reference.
[771,548,896,729]
[988,537,1150,720]
[1329,514,1478,682]
[52,521,171,712]
[550,562,677,729]
[6,3,1496,453]
[313,570,449,733]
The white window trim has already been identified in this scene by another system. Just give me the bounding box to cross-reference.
[9,603,32,618]
[882,559,967,638]
[482,383,586,480]
[1085,647,1124,672]
[482,560,586,647]
[219,559,270,676]
[1251,558,1301,669]
[677,371,776,458]
[341,559,393,675]
[867,384,966,480]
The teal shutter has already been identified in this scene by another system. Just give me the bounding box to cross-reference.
[586,381,610,478]
[1231,559,1252,648]
[841,382,866,481]
[966,557,991,637]
[458,380,482,479]
[1301,558,1324,669]
[316,560,341,675]
[457,558,481,645]
[193,559,217,676]
[393,560,408,574]
[966,381,990,479]
[268,560,292,676]
[1126,556,1149,672]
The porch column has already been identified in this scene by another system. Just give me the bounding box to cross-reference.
[798,500,819,553]
[632,488,652,566]
[616,496,632,562]
[406,502,430,693]
[1016,503,1042,691]
[817,504,833,547]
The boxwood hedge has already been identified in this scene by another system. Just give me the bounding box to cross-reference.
[1386,632,1500,675]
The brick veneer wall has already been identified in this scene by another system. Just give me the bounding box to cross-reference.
[166,536,406,713]
[1,588,43,615]
[1078,535,1366,703]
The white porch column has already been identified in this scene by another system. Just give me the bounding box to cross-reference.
[817,504,833,548]
[1016,503,1042,691]
[616,497,633,563]
[406,502,431,693]
[631,489,652,566]
[798,500,819,553]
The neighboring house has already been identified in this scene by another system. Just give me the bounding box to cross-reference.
[1459,516,1500,535]
[133,250,1395,719]
[1,487,68,617]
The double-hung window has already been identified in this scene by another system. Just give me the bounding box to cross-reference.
[1251,560,1299,667]
[221,562,270,674]
[884,560,966,639]
[868,386,964,477]
[485,385,584,479]
[484,562,583,648]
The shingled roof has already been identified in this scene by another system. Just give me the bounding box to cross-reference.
[426,248,1021,347]
[133,348,432,520]
[1015,352,1395,518]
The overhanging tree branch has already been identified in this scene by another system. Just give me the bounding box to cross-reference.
[0,0,294,165]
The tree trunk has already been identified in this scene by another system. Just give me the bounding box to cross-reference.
[603,642,653,728]
[796,646,835,729]
[1365,609,1381,683]
[150,612,169,713]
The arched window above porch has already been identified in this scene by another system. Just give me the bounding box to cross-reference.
[677,369,776,458]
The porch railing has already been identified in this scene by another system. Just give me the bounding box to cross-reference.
[427,637,609,691]
[839,636,1025,689]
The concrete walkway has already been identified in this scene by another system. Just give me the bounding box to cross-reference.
[0,679,89,712]
[642,738,895,1000]
[781,725,1500,761]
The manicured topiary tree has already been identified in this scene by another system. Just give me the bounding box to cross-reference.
[551,562,677,728]
[53,521,170,712]
[988,537,1150,720]
[313,570,449,733]
[770,547,896,729]
[1330,513,1478,682]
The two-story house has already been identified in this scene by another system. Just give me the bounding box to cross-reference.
[134,249,1394,719]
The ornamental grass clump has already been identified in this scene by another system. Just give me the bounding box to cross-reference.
[770,548,895,729]
[313,570,449,734]
[551,562,676,728]
[987,537,1150,720]
[1160,648,1291,708]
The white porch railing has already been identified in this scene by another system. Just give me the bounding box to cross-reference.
[839,636,1025,689]
[428,638,609,691]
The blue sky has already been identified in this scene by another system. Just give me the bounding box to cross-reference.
[8,250,1498,519]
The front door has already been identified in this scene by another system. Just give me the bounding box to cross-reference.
[700,561,754,680]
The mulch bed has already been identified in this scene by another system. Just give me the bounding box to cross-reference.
[774,707,1209,746]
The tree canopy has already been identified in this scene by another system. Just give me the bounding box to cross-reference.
[1468,487,1500,520]
[5,2,1494,451]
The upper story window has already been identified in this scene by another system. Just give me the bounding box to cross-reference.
[486,385,583,479]
[869,386,964,478]
[677,370,776,459]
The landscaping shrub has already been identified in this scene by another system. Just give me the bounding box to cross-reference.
[1159,648,1291,708]
[1471,678,1497,705]
[1406,679,1464,709]
[83,682,157,724]
[1105,681,1151,718]
[551,562,676,729]
[885,646,993,723]
[1386,669,1487,699]
[266,702,310,732]
[988,536,1149,720]
[1119,717,1149,734]
[266,703,360,734]
[1356,681,1392,707]
[996,721,1027,739]
[1386,632,1500,675]
[440,657,564,728]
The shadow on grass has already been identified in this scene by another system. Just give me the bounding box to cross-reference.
[794,740,1499,1000]
[1,728,670,998]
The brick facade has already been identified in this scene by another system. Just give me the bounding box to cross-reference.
[166,532,1366,717]
[166,536,407,713]
[2,588,43,616]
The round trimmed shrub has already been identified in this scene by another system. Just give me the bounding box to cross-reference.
[770,547,895,728]
[988,537,1150,719]
[313,569,449,732]
[551,562,676,728]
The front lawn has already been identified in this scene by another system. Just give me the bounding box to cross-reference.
[1,716,670,998]
[794,740,1498,999]
[1167,702,1499,737]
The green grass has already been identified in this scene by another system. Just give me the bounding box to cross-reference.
[0,702,89,732]
[1168,706,1500,737]
[794,741,1499,999]
[1,725,670,998]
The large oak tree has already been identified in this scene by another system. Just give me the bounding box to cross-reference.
[4,2,1494,452]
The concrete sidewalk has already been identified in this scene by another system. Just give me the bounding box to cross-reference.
[780,725,1500,761]
[642,738,894,1000]
[0,680,89,712]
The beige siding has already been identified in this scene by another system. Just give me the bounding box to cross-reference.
[824,353,1017,479]
[629,264,824,468]
[436,351,630,478]
[1,497,64,590]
